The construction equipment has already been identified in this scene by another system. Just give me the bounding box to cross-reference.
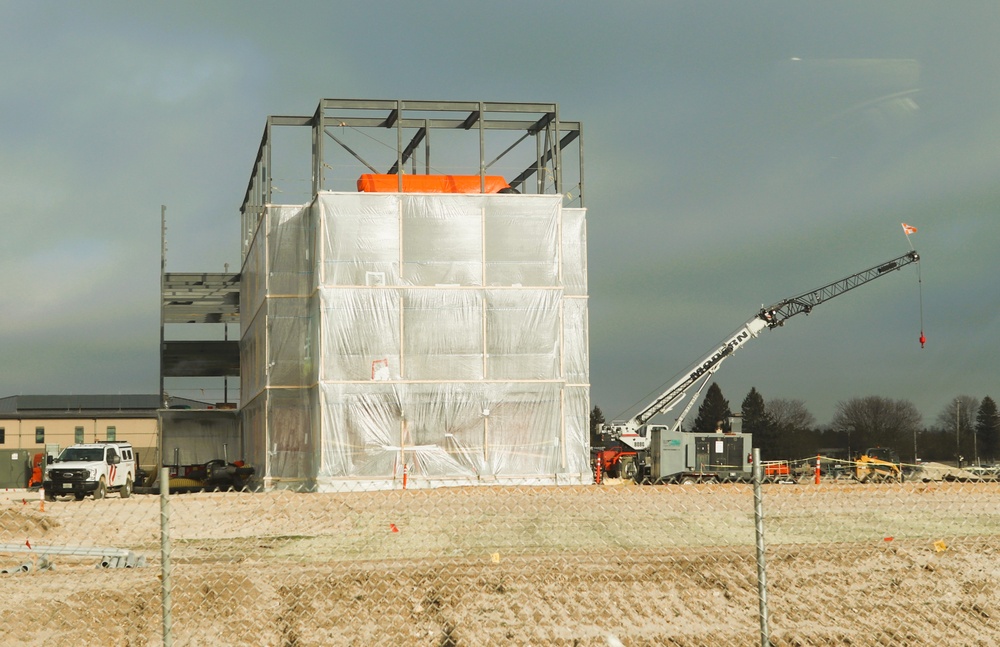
[27,453,45,488]
[761,460,794,483]
[648,424,753,483]
[594,445,640,480]
[599,250,920,483]
[167,459,255,493]
[854,447,902,483]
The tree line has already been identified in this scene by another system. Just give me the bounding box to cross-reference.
[591,384,1000,467]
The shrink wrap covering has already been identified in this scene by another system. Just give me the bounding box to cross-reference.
[241,192,590,489]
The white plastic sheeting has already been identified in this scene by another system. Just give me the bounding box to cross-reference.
[241,192,590,490]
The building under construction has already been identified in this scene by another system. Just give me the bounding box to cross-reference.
[162,100,591,491]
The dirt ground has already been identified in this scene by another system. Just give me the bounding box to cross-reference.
[1,477,999,646]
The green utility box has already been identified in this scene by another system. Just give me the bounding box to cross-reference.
[0,450,31,488]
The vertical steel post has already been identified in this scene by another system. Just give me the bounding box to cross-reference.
[752,448,770,646]
[956,399,961,468]
[577,121,585,207]
[160,467,173,647]
[478,101,486,193]
[159,205,166,409]
[553,105,562,196]
[396,100,403,192]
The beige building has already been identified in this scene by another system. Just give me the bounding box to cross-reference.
[0,395,207,487]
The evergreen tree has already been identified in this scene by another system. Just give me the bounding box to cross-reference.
[934,396,979,465]
[590,405,606,446]
[975,397,1000,463]
[742,387,778,459]
[692,382,732,433]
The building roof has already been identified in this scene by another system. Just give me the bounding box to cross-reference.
[0,394,213,419]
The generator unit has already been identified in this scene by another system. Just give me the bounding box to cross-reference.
[649,426,752,483]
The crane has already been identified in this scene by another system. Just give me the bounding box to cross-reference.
[597,250,920,481]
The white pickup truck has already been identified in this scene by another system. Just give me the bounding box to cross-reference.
[43,441,136,501]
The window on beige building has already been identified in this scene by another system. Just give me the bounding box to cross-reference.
[75,426,85,444]
[106,426,116,441]
[0,427,5,444]
[35,427,44,444]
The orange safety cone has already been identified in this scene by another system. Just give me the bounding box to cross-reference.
[402,463,408,490]
[814,454,821,485]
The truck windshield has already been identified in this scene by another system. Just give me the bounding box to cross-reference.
[58,448,105,462]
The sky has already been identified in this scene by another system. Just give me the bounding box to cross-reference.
[2,1,998,428]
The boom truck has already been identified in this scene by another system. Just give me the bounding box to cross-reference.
[596,250,920,484]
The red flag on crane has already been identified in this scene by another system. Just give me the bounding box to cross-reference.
[902,223,917,235]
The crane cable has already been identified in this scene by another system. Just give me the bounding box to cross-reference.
[902,223,925,348]
[917,259,926,348]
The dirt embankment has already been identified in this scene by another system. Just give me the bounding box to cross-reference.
[1,483,999,645]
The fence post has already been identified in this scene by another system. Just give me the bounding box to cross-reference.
[160,467,173,647]
[752,448,770,646]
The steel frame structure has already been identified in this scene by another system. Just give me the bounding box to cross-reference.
[239,99,584,229]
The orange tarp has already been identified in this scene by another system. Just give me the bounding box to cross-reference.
[357,174,511,194]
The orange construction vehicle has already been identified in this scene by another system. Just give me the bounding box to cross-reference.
[28,453,45,488]
[760,460,793,482]
[594,444,640,481]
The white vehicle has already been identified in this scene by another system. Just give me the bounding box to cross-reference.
[43,441,136,500]
[602,250,920,482]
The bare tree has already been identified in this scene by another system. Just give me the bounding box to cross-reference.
[766,398,816,433]
[765,398,819,460]
[831,396,922,454]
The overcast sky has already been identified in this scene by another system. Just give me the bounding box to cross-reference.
[2,2,998,428]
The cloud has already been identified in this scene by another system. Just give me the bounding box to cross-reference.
[1,1,998,427]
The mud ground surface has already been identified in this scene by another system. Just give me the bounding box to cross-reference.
[1,479,999,646]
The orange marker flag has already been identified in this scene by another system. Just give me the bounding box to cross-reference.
[902,223,917,235]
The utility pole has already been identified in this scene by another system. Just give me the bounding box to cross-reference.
[956,398,962,469]
[974,421,979,467]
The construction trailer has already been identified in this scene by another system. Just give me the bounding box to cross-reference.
[238,99,590,491]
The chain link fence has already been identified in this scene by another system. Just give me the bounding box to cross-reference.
[2,462,999,646]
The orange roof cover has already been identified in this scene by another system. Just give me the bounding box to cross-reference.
[357,174,510,194]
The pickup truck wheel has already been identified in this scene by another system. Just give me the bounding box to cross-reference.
[44,491,56,502]
[121,477,133,499]
[93,477,107,500]
[74,493,85,501]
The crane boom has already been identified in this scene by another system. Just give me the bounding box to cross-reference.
[607,250,919,452]
[758,250,920,328]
